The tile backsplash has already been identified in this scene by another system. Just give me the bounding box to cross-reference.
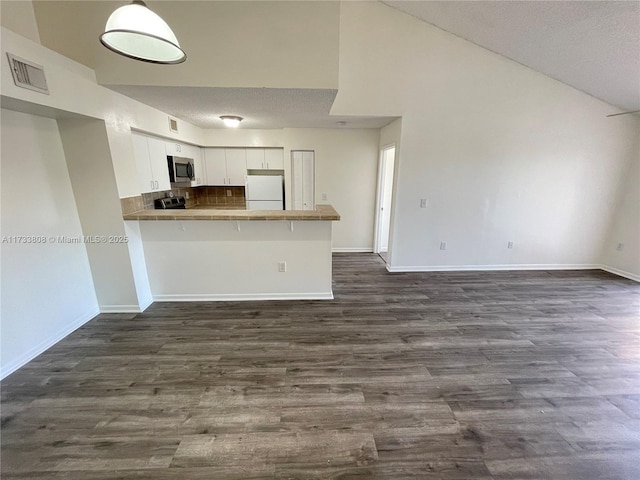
[122,186,246,214]
[195,187,246,207]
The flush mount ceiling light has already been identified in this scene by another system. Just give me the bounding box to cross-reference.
[220,116,243,128]
[100,0,186,64]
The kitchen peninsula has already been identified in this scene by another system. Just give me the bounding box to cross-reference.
[123,205,340,304]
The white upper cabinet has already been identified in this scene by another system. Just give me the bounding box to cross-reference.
[165,141,184,156]
[203,148,248,186]
[191,148,204,186]
[148,136,171,192]
[225,149,247,185]
[246,148,265,170]
[246,148,284,170]
[203,148,227,185]
[265,149,284,170]
[132,132,170,193]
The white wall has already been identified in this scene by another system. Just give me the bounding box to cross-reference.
[0,0,40,43]
[333,2,640,272]
[600,144,640,281]
[33,1,340,90]
[0,27,205,199]
[139,220,333,300]
[284,128,380,251]
[201,128,284,148]
[1,109,99,377]
[58,118,142,311]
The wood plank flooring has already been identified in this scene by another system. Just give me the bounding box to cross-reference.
[2,253,640,479]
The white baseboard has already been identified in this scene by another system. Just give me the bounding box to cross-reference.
[1,308,100,380]
[100,304,145,313]
[153,292,334,302]
[598,265,640,282]
[332,247,373,253]
[386,263,600,273]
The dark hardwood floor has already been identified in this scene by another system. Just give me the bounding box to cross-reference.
[2,253,640,479]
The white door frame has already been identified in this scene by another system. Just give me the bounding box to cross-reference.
[373,144,396,255]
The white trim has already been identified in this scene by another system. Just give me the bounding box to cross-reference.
[333,247,373,253]
[373,143,396,255]
[599,265,640,282]
[386,263,601,273]
[153,292,334,302]
[100,304,146,313]
[1,308,100,380]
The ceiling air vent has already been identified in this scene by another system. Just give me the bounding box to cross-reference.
[168,117,178,133]
[6,53,49,95]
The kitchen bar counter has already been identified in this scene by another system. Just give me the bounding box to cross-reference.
[123,204,340,221]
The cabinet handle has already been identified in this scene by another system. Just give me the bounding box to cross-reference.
[150,180,154,190]
[267,162,269,169]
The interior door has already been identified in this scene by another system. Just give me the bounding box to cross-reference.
[291,150,315,210]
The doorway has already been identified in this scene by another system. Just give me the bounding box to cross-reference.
[374,145,396,263]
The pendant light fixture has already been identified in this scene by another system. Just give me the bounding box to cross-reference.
[100,0,186,64]
[220,116,243,128]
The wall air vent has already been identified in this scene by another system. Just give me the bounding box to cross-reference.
[169,117,178,133]
[6,53,49,95]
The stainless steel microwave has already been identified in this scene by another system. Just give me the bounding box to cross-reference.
[167,156,194,184]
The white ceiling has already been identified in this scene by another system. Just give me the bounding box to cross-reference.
[108,86,395,129]
[383,1,640,113]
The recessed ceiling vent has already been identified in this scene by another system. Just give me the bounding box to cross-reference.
[168,117,178,133]
[6,53,49,95]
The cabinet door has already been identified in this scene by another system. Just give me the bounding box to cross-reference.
[165,141,183,156]
[225,148,247,186]
[265,149,284,170]
[132,133,155,193]
[189,146,204,186]
[148,136,171,192]
[204,148,227,185]
[246,148,265,169]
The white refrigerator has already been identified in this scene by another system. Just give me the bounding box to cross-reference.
[246,175,284,210]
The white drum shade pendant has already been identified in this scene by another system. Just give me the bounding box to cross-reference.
[100,0,186,64]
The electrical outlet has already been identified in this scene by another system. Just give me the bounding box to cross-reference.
[278,261,287,272]
[508,241,514,249]
[226,190,232,197]
[440,241,447,250]
[420,198,427,208]
[616,243,624,251]
[322,193,328,201]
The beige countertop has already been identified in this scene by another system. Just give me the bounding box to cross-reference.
[123,204,340,221]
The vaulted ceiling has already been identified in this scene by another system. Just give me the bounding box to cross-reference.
[384,1,640,113]
[30,1,640,128]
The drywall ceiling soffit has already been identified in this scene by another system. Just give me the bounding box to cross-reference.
[108,85,395,129]
[383,1,640,112]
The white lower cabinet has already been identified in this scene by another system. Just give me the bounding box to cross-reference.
[132,132,171,193]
